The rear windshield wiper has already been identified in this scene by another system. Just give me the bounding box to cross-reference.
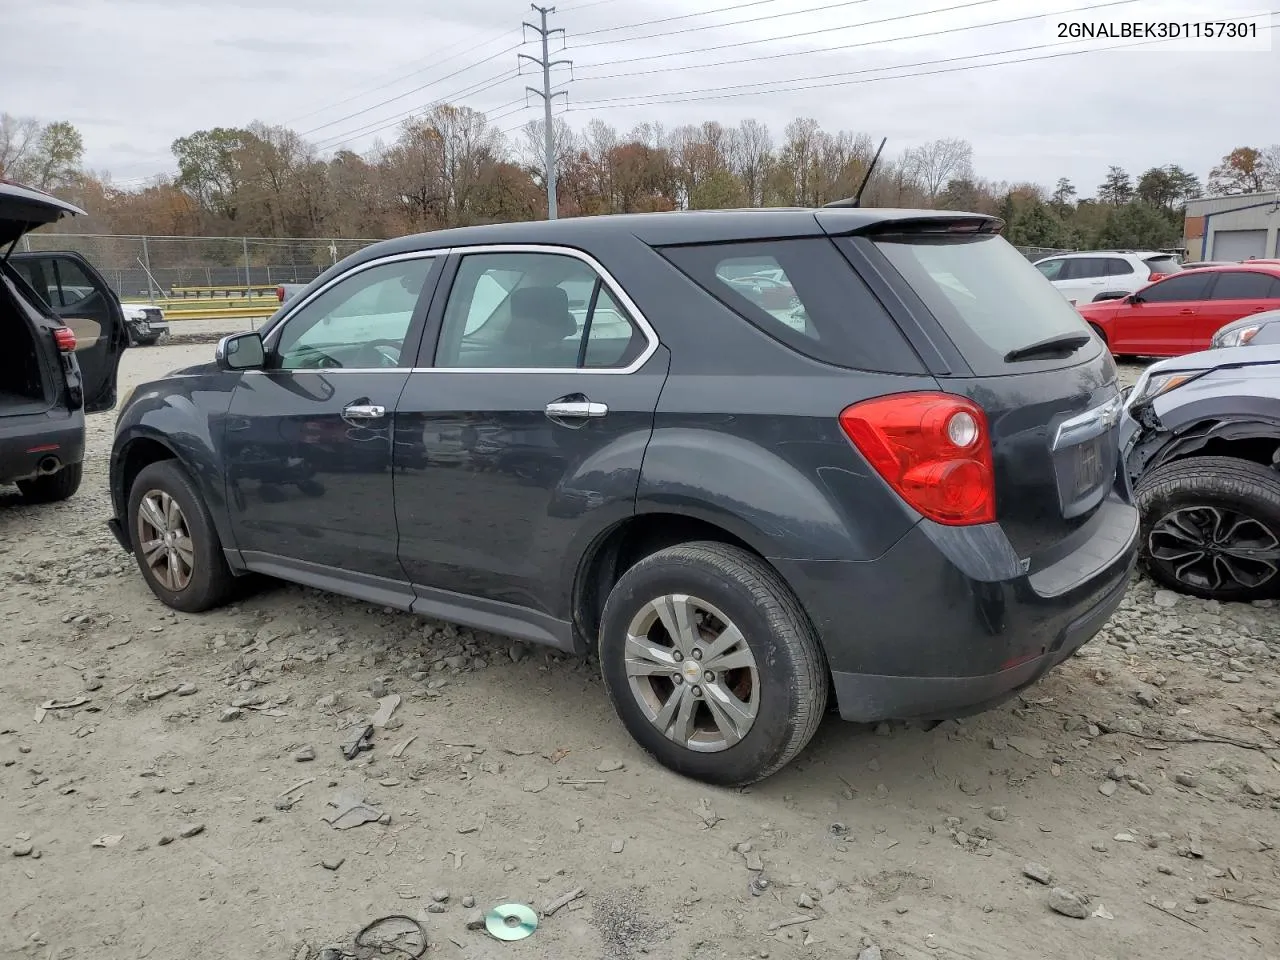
[1003,333,1091,363]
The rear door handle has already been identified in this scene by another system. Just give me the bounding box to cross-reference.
[342,402,386,420]
[545,400,608,419]
[1178,309,1195,315]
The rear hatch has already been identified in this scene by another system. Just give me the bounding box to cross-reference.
[0,180,85,249]
[830,215,1122,562]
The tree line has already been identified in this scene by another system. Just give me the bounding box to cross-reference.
[4,108,1280,265]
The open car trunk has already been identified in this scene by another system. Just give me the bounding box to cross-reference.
[0,276,54,417]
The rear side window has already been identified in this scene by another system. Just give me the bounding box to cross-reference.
[1035,259,1065,280]
[869,232,1091,373]
[1207,270,1280,301]
[659,238,921,373]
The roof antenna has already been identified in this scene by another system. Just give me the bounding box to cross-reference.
[823,137,886,209]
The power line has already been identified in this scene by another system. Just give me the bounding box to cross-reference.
[567,22,1275,110]
[522,4,572,219]
[566,0,1009,68]
[299,41,524,137]
[567,0,877,49]
[282,27,523,126]
[571,0,1141,83]
[312,69,521,150]
[573,0,782,37]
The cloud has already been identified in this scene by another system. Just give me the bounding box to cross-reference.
[9,0,1279,193]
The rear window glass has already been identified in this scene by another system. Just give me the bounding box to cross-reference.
[871,232,1093,373]
[1143,256,1182,276]
[659,238,923,373]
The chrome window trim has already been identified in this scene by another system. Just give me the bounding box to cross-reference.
[261,249,447,357]
[253,243,661,377]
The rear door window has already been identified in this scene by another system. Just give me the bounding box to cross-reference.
[867,231,1094,374]
[1206,270,1278,300]
[658,238,922,373]
[1065,258,1106,280]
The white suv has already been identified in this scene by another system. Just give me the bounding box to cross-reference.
[1033,251,1182,306]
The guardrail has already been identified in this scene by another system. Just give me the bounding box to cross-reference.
[168,285,283,299]
[124,299,277,322]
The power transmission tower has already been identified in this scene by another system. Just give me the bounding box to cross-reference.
[520,4,571,219]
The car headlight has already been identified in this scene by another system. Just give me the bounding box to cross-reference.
[1210,324,1261,348]
[1127,370,1203,408]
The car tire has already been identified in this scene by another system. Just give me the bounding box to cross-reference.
[1135,455,1280,602]
[598,541,828,786]
[16,462,83,503]
[127,460,236,612]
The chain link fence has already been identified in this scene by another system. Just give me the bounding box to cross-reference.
[18,234,382,301]
[1016,245,1075,261]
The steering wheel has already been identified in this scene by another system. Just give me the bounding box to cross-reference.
[351,339,404,368]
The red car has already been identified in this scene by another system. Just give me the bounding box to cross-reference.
[1078,264,1280,357]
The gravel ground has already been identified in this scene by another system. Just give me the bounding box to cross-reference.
[2,350,1278,960]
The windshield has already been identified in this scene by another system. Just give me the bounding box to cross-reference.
[873,232,1093,372]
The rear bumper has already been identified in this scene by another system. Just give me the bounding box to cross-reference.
[773,493,1139,723]
[0,411,85,484]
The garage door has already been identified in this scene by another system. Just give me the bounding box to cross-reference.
[1211,229,1268,261]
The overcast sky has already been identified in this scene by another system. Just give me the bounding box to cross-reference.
[7,0,1278,196]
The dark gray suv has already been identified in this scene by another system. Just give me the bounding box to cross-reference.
[106,209,1138,784]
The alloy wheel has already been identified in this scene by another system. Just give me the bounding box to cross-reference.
[136,489,195,591]
[623,594,760,753]
[1148,505,1280,593]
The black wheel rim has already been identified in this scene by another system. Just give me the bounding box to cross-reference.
[1148,505,1280,593]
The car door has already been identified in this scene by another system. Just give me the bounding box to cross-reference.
[9,251,128,411]
[1059,257,1108,304]
[1113,270,1215,356]
[392,245,669,641]
[223,252,442,590]
[1196,270,1280,351]
[1098,256,1138,300]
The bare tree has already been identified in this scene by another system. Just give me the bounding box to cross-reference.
[903,137,973,204]
[729,118,773,206]
[515,116,577,191]
[0,113,41,181]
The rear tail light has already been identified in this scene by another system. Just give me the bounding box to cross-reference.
[839,392,996,526]
[1148,272,1166,282]
[53,326,76,352]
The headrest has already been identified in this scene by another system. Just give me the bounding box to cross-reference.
[506,286,576,346]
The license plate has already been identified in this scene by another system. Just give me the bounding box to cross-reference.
[1072,438,1104,496]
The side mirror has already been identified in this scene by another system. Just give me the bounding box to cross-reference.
[215,332,265,371]
[1124,294,1139,305]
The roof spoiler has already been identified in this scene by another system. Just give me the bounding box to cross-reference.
[823,137,887,209]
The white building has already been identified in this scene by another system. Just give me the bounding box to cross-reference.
[1183,192,1280,261]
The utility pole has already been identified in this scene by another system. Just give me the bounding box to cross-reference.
[520,4,571,219]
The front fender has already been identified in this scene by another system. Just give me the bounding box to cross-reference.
[635,426,919,562]
[110,372,238,552]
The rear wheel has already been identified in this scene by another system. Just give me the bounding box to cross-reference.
[127,460,236,612]
[1135,455,1280,602]
[16,462,83,503]
[598,541,827,786]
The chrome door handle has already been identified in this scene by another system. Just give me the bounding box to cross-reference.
[545,400,608,419]
[342,403,386,420]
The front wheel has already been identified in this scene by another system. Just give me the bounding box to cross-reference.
[1135,455,1280,602]
[127,460,236,612]
[598,542,828,786]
